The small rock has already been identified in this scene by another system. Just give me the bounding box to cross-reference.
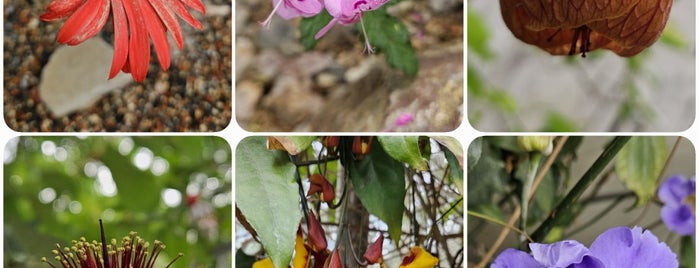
[235,80,263,120]
[316,72,339,89]
[39,38,132,117]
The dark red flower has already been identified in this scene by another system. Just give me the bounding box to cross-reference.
[307,173,335,203]
[363,234,384,264]
[307,211,328,252]
[40,0,206,82]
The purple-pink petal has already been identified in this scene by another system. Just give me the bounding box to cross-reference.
[661,204,695,236]
[286,0,322,17]
[658,175,695,204]
[529,241,603,268]
[658,175,695,236]
[589,226,678,268]
[491,248,543,268]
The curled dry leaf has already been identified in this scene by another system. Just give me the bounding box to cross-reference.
[500,0,673,57]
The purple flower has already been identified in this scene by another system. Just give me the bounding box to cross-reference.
[260,0,323,27]
[394,113,414,126]
[491,226,678,268]
[314,0,389,53]
[492,240,604,268]
[658,175,696,236]
[589,226,678,268]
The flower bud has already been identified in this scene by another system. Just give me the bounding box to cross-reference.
[363,234,384,264]
[352,136,374,159]
[517,136,552,155]
[322,136,340,155]
[307,211,327,252]
[328,249,342,268]
[308,174,335,203]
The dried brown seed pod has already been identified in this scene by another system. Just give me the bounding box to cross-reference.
[499,0,673,57]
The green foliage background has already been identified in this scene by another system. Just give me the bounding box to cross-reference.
[4,136,232,268]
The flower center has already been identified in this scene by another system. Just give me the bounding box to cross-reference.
[684,195,695,213]
[355,1,368,12]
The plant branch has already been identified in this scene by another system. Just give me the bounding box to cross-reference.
[530,136,631,242]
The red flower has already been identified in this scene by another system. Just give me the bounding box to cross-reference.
[40,0,206,82]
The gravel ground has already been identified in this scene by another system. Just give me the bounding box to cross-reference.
[235,0,463,132]
[4,0,232,132]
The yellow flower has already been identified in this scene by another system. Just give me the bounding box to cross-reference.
[252,257,274,268]
[293,227,309,268]
[399,246,438,268]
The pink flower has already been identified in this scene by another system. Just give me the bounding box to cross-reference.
[314,0,388,53]
[260,0,323,27]
[41,0,206,82]
[394,113,413,126]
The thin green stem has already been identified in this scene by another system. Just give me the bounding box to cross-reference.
[530,136,631,242]
[565,193,629,237]
[468,210,533,242]
[520,153,541,240]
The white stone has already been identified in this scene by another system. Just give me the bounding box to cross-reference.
[39,38,132,117]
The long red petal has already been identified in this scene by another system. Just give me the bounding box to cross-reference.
[168,0,203,30]
[142,0,171,70]
[109,0,129,79]
[148,0,185,49]
[40,0,84,21]
[179,0,205,15]
[122,0,151,82]
[56,0,108,45]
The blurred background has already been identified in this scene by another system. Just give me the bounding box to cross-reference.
[468,0,695,132]
[4,136,232,267]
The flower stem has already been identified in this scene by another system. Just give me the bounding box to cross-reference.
[530,136,631,242]
[520,152,541,241]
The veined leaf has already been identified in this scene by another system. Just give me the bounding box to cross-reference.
[300,10,332,49]
[377,136,427,171]
[362,7,418,76]
[615,136,667,206]
[236,137,302,268]
[349,138,406,242]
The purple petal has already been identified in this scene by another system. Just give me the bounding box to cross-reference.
[491,248,543,268]
[286,0,322,17]
[590,226,678,268]
[661,204,695,236]
[323,0,343,18]
[529,240,594,267]
[273,0,302,19]
[658,175,694,204]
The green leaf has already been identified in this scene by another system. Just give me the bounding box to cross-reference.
[442,140,464,194]
[236,137,302,268]
[659,23,687,50]
[615,136,667,206]
[541,112,578,132]
[467,137,482,172]
[362,7,418,76]
[300,10,333,49]
[271,136,317,155]
[103,146,160,211]
[349,138,406,242]
[467,9,494,60]
[680,236,695,268]
[377,136,427,171]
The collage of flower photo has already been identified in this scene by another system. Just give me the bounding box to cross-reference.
[1,0,698,267]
